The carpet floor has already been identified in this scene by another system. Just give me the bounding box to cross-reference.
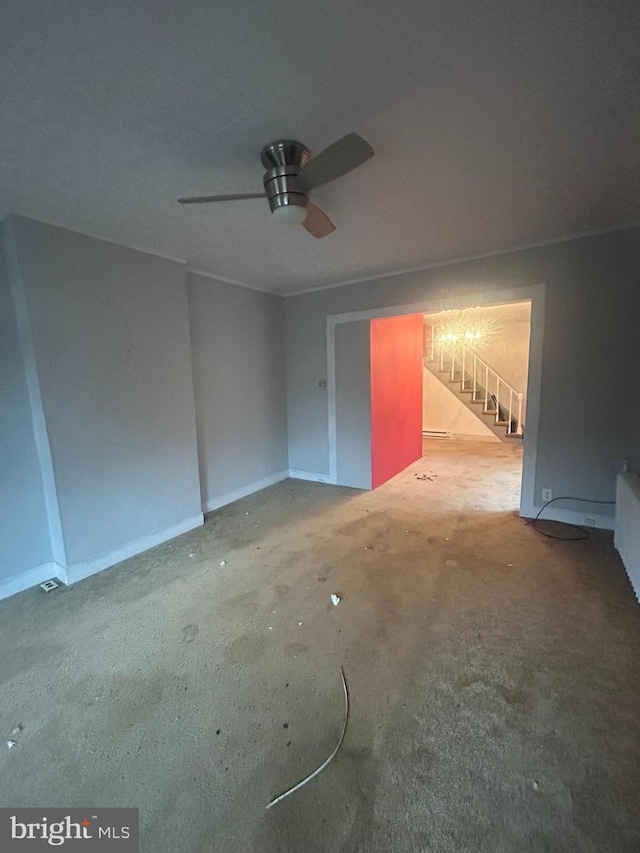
[1,439,639,852]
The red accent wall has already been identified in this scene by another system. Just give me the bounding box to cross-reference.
[370,314,424,489]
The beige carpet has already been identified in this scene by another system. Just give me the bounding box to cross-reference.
[1,439,639,852]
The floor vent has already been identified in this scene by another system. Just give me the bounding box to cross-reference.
[40,579,60,592]
[422,430,452,439]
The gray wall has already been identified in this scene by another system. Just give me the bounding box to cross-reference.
[335,320,372,489]
[187,272,288,510]
[285,228,640,519]
[5,217,202,568]
[0,242,52,582]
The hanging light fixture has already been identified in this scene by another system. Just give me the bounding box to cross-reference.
[431,311,501,356]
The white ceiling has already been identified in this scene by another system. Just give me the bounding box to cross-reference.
[2,1,639,295]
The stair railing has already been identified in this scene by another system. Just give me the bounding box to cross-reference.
[432,345,525,436]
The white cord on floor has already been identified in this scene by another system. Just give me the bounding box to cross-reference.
[266,667,349,809]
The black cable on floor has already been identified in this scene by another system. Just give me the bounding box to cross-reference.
[525,496,616,541]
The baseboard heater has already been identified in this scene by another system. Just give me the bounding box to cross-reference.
[615,471,640,603]
[422,430,452,439]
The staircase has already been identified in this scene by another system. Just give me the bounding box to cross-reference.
[424,348,525,442]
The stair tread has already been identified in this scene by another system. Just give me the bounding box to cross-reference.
[427,360,524,442]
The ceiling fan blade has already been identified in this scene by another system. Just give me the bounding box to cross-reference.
[302,203,336,238]
[296,133,374,192]
[177,193,267,204]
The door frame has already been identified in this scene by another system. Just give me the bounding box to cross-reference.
[327,282,546,519]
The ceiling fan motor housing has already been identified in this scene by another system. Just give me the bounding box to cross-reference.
[261,140,310,215]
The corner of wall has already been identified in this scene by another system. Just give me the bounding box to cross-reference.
[1,218,67,567]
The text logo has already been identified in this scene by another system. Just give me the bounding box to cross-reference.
[1,809,138,851]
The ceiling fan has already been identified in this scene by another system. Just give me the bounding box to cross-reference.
[177,133,374,238]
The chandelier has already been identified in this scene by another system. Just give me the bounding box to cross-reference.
[429,312,501,356]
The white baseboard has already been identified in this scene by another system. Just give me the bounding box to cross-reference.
[520,503,615,531]
[450,432,501,443]
[288,469,330,483]
[0,560,67,602]
[203,470,289,514]
[422,430,499,443]
[64,513,204,585]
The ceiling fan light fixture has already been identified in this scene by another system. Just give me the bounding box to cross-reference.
[271,203,308,225]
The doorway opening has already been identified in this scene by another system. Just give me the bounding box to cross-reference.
[421,300,532,512]
[328,284,543,521]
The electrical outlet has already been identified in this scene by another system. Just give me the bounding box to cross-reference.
[584,517,596,527]
[542,488,553,502]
